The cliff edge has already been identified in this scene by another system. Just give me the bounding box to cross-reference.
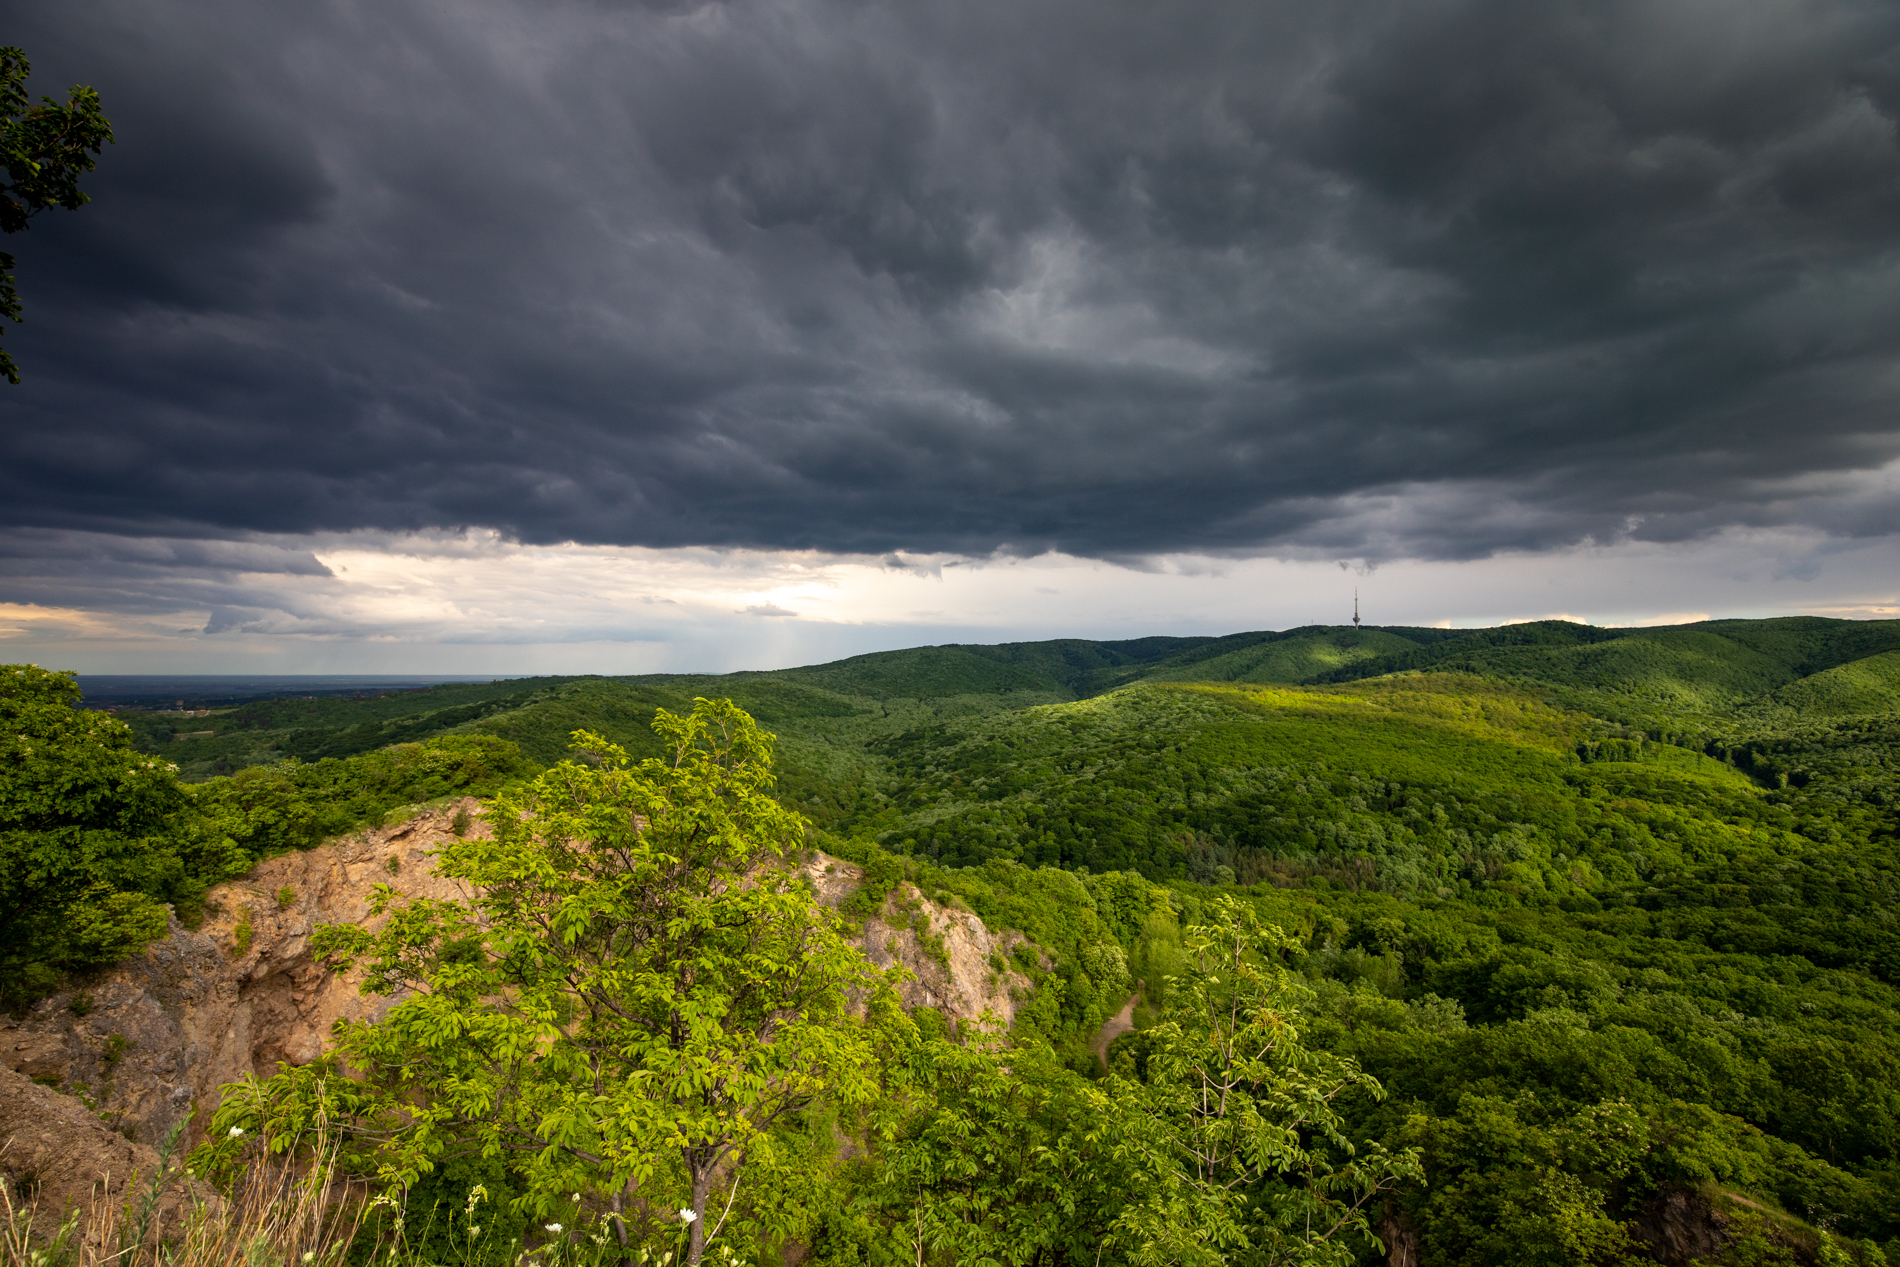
[4,802,1033,1163]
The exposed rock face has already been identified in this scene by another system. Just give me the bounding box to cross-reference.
[0,1064,216,1250]
[813,862,1033,1029]
[1629,1187,1734,1265]
[4,801,484,1152]
[1378,1206,1421,1267]
[5,806,1031,1168]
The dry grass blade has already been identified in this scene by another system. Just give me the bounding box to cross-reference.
[2,1125,367,1267]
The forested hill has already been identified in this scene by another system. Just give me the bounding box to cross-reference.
[16,614,1900,1261]
[111,614,1900,782]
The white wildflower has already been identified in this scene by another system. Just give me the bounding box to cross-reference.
[544,1224,563,1234]
[227,1126,245,1138]
[679,1209,698,1224]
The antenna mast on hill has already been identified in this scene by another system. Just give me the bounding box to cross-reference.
[1353,588,1361,631]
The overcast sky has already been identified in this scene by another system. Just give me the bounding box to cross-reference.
[4,0,1899,673]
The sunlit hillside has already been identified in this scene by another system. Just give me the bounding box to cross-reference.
[12,615,1900,1264]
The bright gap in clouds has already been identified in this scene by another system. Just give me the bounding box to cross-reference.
[2,527,1895,675]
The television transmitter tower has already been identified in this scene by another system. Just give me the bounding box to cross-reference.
[1353,589,1361,631]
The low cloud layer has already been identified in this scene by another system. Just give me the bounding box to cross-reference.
[2,526,1894,675]
[4,0,1898,568]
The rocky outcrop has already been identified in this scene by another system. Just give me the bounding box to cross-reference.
[1378,1205,1421,1267]
[4,801,484,1152]
[812,861,1033,1029]
[5,806,1033,1164]
[1628,1186,1822,1266]
[0,1064,215,1251]
[1631,1187,1732,1265]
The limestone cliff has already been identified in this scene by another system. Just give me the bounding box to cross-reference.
[3,801,1033,1164]
[4,801,483,1156]
[807,855,1033,1027]
[0,1065,216,1251]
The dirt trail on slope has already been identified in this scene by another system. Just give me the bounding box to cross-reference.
[1091,982,1143,1069]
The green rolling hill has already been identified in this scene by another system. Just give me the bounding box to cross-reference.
[123,617,1900,795]
[26,612,1900,1259]
[1758,648,1900,717]
[1141,627,1426,683]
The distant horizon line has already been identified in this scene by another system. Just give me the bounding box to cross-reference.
[53,612,1898,687]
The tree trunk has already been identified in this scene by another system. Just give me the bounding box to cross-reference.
[687,1167,712,1265]
[611,1182,630,1267]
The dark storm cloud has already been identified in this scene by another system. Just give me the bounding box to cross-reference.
[0,529,332,620]
[4,0,1900,562]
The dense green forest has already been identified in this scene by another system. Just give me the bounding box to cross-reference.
[8,614,1900,1265]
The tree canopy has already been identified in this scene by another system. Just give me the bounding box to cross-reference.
[1,45,113,384]
[0,665,195,1001]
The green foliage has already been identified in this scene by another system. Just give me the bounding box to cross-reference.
[1,665,209,1005]
[824,901,1418,1267]
[184,732,531,860]
[1143,629,1423,685]
[780,645,1072,699]
[816,838,1168,1062]
[1318,617,1900,710]
[1394,1094,1646,1265]
[1097,899,1422,1267]
[728,621,1900,1255]
[22,613,1900,1262]
[393,1154,532,1267]
[0,45,113,384]
[1757,650,1900,718]
[848,676,1679,895]
[837,1030,1126,1265]
[202,700,899,1267]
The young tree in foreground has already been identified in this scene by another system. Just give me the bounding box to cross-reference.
[206,700,898,1266]
[822,900,1420,1267]
[1099,898,1423,1267]
[1,47,113,384]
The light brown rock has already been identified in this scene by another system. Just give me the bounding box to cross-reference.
[0,1063,214,1251]
[848,876,1032,1030]
[6,800,486,1152]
